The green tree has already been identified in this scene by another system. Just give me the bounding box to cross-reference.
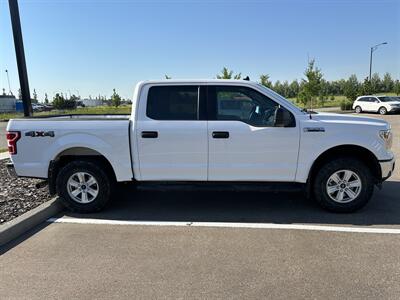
[259,74,272,88]
[337,79,346,95]
[282,80,290,98]
[111,88,121,107]
[382,72,394,92]
[32,89,38,103]
[394,80,400,95]
[69,94,79,102]
[52,93,65,109]
[165,75,171,79]
[318,79,330,106]
[329,80,345,96]
[344,74,359,101]
[370,73,381,93]
[360,77,373,95]
[44,93,49,104]
[289,80,300,98]
[217,67,241,79]
[299,59,323,107]
[273,80,283,95]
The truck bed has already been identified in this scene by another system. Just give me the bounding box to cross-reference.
[7,116,133,181]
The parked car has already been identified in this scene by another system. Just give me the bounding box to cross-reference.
[42,104,53,111]
[31,103,45,112]
[353,95,400,114]
[31,103,53,112]
[6,80,395,213]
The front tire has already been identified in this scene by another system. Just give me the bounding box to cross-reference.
[313,158,374,213]
[355,106,362,113]
[56,160,112,213]
[379,106,387,115]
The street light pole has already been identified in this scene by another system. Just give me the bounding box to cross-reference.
[8,0,32,116]
[369,42,388,81]
[5,69,12,95]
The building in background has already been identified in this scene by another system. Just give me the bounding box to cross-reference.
[0,93,18,113]
[81,98,104,107]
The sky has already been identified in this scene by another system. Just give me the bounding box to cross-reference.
[0,0,399,100]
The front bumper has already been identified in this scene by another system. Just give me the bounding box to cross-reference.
[388,107,400,112]
[380,158,396,181]
[6,163,17,178]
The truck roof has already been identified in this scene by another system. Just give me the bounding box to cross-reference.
[137,79,260,86]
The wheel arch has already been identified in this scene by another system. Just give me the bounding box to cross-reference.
[48,147,118,195]
[307,144,381,194]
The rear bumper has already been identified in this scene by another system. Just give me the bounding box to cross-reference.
[6,162,17,178]
[380,158,396,181]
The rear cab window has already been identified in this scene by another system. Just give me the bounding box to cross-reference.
[147,86,199,120]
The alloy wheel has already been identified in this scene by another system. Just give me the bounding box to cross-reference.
[326,170,362,203]
[67,172,99,203]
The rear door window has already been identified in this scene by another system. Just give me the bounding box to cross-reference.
[147,86,199,120]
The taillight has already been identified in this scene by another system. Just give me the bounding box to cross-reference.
[6,131,21,155]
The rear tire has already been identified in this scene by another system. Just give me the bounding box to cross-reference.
[379,106,387,115]
[355,106,362,113]
[313,158,374,213]
[56,160,113,213]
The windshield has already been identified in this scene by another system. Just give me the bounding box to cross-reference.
[256,84,304,114]
[378,96,398,102]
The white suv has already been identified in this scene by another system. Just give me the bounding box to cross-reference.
[353,96,400,115]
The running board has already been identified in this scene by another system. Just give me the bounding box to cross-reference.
[136,182,305,193]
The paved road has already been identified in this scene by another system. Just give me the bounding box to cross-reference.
[1,113,399,299]
[1,181,400,299]
[0,122,7,149]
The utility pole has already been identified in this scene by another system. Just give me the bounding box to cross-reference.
[369,42,388,81]
[8,0,32,116]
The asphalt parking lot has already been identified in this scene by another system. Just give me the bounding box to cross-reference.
[1,113,400,299]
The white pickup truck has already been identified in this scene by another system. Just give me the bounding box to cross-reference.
[6,80,395,213]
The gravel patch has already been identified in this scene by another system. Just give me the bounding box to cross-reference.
[0,159,52,224]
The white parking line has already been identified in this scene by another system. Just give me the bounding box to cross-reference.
[47,217,400,234]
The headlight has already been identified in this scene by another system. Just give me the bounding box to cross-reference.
[379,129,392,149]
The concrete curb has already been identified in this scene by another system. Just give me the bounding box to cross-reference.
[0,197,64,247]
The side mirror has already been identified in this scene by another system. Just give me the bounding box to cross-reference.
[274,107,295,127]
[375,100,379,103]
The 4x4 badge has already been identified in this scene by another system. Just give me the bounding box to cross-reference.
[25,131,55,137]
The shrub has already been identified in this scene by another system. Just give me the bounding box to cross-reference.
[52,93,76,110]
[340,100,353,111]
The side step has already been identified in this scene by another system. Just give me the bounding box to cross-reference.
[136,182,305,193]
